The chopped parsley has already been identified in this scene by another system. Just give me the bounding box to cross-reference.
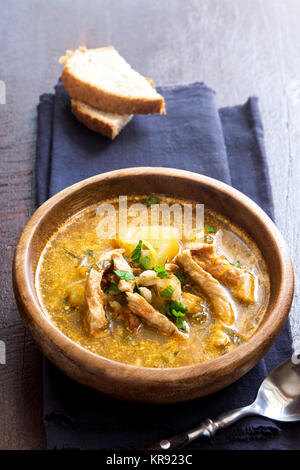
[114,270,135,281]
[161,301,188,330]
[62,298,68,304]
[131,240,143,263]
[175,271,186,283]
[154,265,169,279]
[160,285,175,299]
[134,281,141,294]
[63,248,81,260]
[83,249,94,257]
[131,241,151,270]
[122,329,134,344]
[205,225,215,233]
[169,301,188,313]
[171,309,185,318]
[234,260,241,268]
[225,328,245,345]
[145,196,159,207]
[175,317,186,330]
[160,355,169,364]
[174,350,180,357]
[108,282,119,293]
[140,255,150,270]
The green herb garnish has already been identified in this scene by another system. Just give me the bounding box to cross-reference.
[174,350,180,357]
[63,248,81,260]
[175,271,186,283]
[62,298,68,304]
[108,282,119,293]
[122,329,134,344]
[234,260,241,268]
[134,281,141,294]
[171,309,185,318]
[176,317,186,330]
[154,265,169,279]
[146,196,159,207]
[114,270,135,281]
[169,301,188,313]
[225,328,246,345]
[83,249,94,257]
[160,285,175,299]
[140,255,150,270]
[160,301,187,317]
[160,355,169,364]
[206,225,215,233]
[160,301,187,330]
[131,240,143,263]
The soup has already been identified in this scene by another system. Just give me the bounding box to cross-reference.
[36,195,270,368]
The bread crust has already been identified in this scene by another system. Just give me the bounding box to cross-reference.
[61,47,166,115]
[71,100,131,140]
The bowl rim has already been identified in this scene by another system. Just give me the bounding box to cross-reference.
[13,167,294,383]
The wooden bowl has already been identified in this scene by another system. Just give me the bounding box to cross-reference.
[13,168,294,403]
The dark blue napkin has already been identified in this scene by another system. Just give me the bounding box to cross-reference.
[37,82,297,450]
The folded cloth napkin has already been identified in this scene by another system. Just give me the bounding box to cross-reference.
[37,82,297,450]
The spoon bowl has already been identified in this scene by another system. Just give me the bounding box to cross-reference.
[254,358,300,422]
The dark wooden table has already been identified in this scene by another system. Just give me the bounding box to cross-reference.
[1,0,299,449]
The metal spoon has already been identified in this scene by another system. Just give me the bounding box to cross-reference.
[138,358,300,450]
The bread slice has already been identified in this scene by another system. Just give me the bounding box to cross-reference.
[71,99,132,140]
[60,46,165,115]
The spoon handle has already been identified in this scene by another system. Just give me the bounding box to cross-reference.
[138,405,255,450]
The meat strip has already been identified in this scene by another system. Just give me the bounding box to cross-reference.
[122,308,142,333]
[126,292,187,340]
[176,250,234,325]
[85,249,121,335]
[85,268,108,335]
[192,244,255,303]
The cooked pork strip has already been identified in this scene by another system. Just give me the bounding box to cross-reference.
[85,268,108,335]
[165,263,179,272]
[122,308,142,332]
[85,249,122,335]
[176,250,234,325]
[192,244,255,303]
[95,249,115,269]
[126,292,187,340]
[112,250,135,292]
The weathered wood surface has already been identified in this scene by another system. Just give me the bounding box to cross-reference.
[0,0,299,449]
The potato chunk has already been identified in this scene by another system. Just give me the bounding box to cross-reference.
[116,225,179,267]
[65,280,87,307]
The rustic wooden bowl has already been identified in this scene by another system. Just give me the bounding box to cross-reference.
[13,168,294,403]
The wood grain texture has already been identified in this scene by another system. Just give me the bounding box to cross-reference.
[0,0,299,449]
